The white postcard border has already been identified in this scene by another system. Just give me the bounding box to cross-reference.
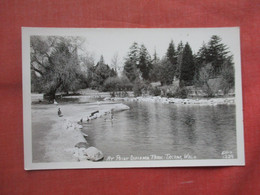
[22,27,245,170]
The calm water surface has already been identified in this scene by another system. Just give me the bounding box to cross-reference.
[82,101,236,160]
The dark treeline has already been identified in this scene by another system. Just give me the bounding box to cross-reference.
[122,35,234,97]
[31,35,234,100]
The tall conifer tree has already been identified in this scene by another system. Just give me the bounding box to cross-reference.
[176,41,184,79]
[179,43,195,86]
[165,40,177,83]
[138,44,152,81]
[123,42,139,82]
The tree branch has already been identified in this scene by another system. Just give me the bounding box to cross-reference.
[32,56,45,67]
[31,64,43,76]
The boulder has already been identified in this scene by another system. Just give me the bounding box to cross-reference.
[75,142,89,149]
[85,147,104,161]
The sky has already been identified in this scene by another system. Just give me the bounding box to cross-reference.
[77,27,240,69]
[27,27,240,70]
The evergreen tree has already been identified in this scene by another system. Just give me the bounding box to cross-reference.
[128,42,139,61]
[179,43,195,86]
[92,56,111,88]
[196,35,232,78]
[159,58,173,85]
[149,50,160,82]
[109,68,117,77]
[99,55,105,64]
[152,50,159,64]
[166,40,176,65]
[196,42,208,65]
[123,60,138,83]
[138,44,152,81]
[165,40,177,83]
[205,35,229,75]
[176,41,184,79]
[123,42,139,82]
[194,42,208,80]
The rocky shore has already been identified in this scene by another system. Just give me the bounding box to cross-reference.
[31,102,129,162]
[105,96,235,105]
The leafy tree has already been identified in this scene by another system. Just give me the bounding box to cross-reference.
[119,75,133,91]
[30,36,85,100]
[111,52,119,74]
[194,58,235,97]
[80,53,95,88]
[179,43,195,87]
[31,69,43,93]
[196,63,216,97]
[219,57,235,95]
[103,77,121,92]
[103,76,133,92]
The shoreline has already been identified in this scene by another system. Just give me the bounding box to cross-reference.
[105,96,235,105]
[32,102,129,162]
[31,95,235,162]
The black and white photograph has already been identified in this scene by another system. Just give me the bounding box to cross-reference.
[22,27,244,170]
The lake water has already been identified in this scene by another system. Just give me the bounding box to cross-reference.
[82,101,237,160]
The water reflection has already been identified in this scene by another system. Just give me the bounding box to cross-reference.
[82,102,237,160]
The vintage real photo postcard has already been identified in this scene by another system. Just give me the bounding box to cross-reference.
[22,27,244,170]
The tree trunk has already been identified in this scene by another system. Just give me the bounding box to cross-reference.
[205,81,214,97]
[44,81,62,102]
[44,90,56,102]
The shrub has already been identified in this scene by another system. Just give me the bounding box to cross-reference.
[150,87,161,96]
[103,77,120,92]
[173,87,188,99]
[166,91,175,98]
[103,76,133,92]
[133,79,143,97]
[133,79,149,97]
[119,76,133,91]
[219,63,235,95]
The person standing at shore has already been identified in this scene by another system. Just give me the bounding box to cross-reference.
[58,108,63,117]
